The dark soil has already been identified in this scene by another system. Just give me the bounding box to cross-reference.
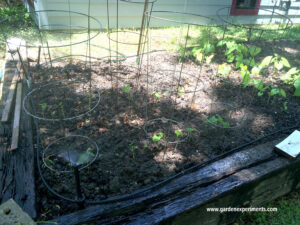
[33,39,300,220]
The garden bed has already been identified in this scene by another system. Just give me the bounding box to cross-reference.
[32,39,300,220]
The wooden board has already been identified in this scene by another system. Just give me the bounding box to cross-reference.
[1,62,20,122]
[51,138,300,225]
[0,60,7,102]
[10,82,22,151]
[0,79,36,218]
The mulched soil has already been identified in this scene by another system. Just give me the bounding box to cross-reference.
[32,39,300,220]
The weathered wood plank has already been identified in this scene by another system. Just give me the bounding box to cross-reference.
[10,82,22,151]
[0,60,7,102]
[1,62,20,122]
[0,80,36,218]
[51,139,297,225]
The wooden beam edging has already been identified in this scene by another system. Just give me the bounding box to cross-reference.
[0,79,36,218]
[50,138,300,225]
[1,62,20,122]
[10,81,22,151]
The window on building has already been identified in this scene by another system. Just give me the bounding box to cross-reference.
[230,0,261,16]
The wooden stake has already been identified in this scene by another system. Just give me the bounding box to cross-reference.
[37,46,41,67]
[1,62,20,122]
[10,82,22,151]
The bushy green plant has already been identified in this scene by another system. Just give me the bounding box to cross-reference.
[217,40,261,69]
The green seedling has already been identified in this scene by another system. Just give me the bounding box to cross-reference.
[269,87,286,98]
[240,64,251,87]
[283,101,288,111]
[186,127,197,135]
[174,129,183,138]
[207,114,230,128]
[122,84,131,94]
[58,102,65,118]
[39,103,47,118]
[152,132,164,143]
[129,142,138,159]
[86,147,95,157]
[252,78,269,96]
[153,91,168,99]
[177,88,185,95]
[45,158,55,169]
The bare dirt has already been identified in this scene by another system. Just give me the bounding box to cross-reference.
[32,39,300,220]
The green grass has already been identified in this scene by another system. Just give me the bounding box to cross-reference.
[235,189,300,225]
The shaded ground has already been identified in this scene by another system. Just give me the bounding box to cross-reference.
[30,39,300,220]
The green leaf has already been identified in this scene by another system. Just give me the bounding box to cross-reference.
[294,80,300,97]
[241,70,251,87]
[249,46,261,57]
[205,55,214,64]
[227,53,235,63]
[274,61,284,71]
[283,102,288,111]
[218,63,231,76]
[251,66,261,75]
[174,129,183,138]
[206,116,218,124]
[270,88,280,96]
[260,56,273,68]
[152,132,164,143]
[258,91,264,97]
[122,85,130,93]
[203,42,215,55]
[280,89,286,98]
[154,92,161,98]
[280,57,290,68]
[186,127,197,134]
[286,67,299,76]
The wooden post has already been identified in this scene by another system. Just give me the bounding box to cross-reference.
[10,82,22,151]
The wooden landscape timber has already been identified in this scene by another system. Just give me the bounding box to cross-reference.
[1,62,20,122]
[0,41,36,218]
[0,79,36,218]
[51,138,300,225]
[10,81,22,151]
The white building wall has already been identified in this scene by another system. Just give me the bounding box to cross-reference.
[30,0,300,29]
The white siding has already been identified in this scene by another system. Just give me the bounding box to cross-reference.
[31,0,300,29]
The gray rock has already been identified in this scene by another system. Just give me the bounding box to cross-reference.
[0,199,36,225]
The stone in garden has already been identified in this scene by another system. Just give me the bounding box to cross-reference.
[0,199,36,225]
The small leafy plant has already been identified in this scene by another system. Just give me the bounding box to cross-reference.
[186,127,197,135]
[174,129,183,138]
[153,90,168,99]
[122,84,131,94]
[39,103,47,118]
[218,63,231,76]
[152,132,164,143]
[129,142,138,159]
[206,114,230,128]
[58,102,65,119]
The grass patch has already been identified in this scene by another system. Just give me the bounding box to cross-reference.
[235,189,300,225]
